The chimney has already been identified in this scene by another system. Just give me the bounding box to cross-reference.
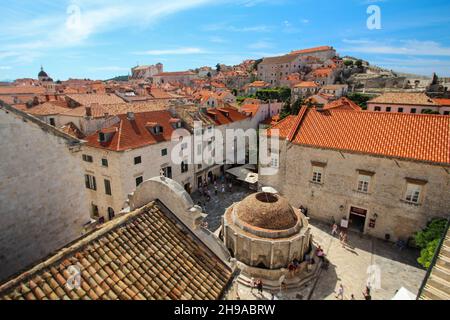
[127,112,135,121]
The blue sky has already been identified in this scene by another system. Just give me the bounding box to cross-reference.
[1,0,450,80]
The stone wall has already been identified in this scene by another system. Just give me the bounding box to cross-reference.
[260,143,450,241]
[0,108,91,281]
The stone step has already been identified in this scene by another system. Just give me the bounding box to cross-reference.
[436,257,450,269]
[420,287,442,300]
[428,275,450,297]
[422,283,450,300]
[440,246,450,259]
[432,266,450,283]
[237,267,320,293]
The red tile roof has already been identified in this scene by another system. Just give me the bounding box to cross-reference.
[85,110,189,151]
[323,97,362,111]
[433,99,450,107]
[294,81,319,88]
[25,102,70,116]
[290,46,334,55]
[266,115,297,139]
[287,108,450,165]
[205,106,249,125]
[0,202,233,300]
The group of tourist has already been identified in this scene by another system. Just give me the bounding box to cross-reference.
[250,278,264,295]
[336,284,373,300]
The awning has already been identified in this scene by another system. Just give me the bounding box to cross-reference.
[226,166,258,185]
[392,287,416,300]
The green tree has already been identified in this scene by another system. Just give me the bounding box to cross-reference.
[216,63,221,73]
[418,239,440,269]
[291,98,304,115]
[347,93,375,110]
[355,59,364,68]
[415,218,448,268]
[344,60,354,67]
[280,101,292,119]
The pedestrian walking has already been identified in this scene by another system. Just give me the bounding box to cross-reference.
[342,232,348,247]
[221,184,226,194]
[336,284,344,300]
[331,223,338,237]
[250,278,256,294]
[214,185,218,196]
[257,280,263,295]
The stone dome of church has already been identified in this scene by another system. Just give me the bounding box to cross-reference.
[236,193,298,230]
[38,68,48,78]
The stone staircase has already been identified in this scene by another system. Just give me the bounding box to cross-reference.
[235,261,322,294]
[420,231,450,300]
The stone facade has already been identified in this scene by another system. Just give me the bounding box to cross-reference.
[260,142,450,242]
[81,139,195,221]
[0,105,91,281]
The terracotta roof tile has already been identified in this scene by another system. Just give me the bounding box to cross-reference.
[0,202,232,300]
[290,108,450,165]
[85,110,189,151]
[323,97,362,111]
[66,94,126,106]
[369,92,437,106]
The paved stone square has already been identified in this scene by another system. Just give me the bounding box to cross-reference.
[195,189,426,300]
[191,184,254,232]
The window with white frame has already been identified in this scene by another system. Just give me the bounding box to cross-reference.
[405,183,423,204]
[312,166,324,183]
[357,174,371,193]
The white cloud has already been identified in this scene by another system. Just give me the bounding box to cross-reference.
[341,39,450,56]
[0,66,12,70]
[0,0,218,63]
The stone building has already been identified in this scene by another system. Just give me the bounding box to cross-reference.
[367,92,450,115]
[257,46,337,86]
[80,110,195,222]
[260,107,450,242]
[152,71,198,86]
[0,102,91,282]
[131,63,163,80]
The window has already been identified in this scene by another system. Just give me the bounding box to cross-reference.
[271,157,279,168]
[108,208,115,221]
[398,108,404,113]
[162,167,173,179]
[181,162,189,173]
[85,174,97,190]
[92,204,99,218]
[134,156,142,165]
[136,176,144,187]
[411,108,417,114]
[405,183,422,204]
[374,107,381,112]
[49,118,56,126]
[386,107,392,112]
[104,179,112,196]
[101,158,109,167]
[357,174,371,193]
[444,111,450,115]
[161,149,168,157]
[83,155,93,163]
[312,166,324,183]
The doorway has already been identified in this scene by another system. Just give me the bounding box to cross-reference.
[348,207,367,233]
